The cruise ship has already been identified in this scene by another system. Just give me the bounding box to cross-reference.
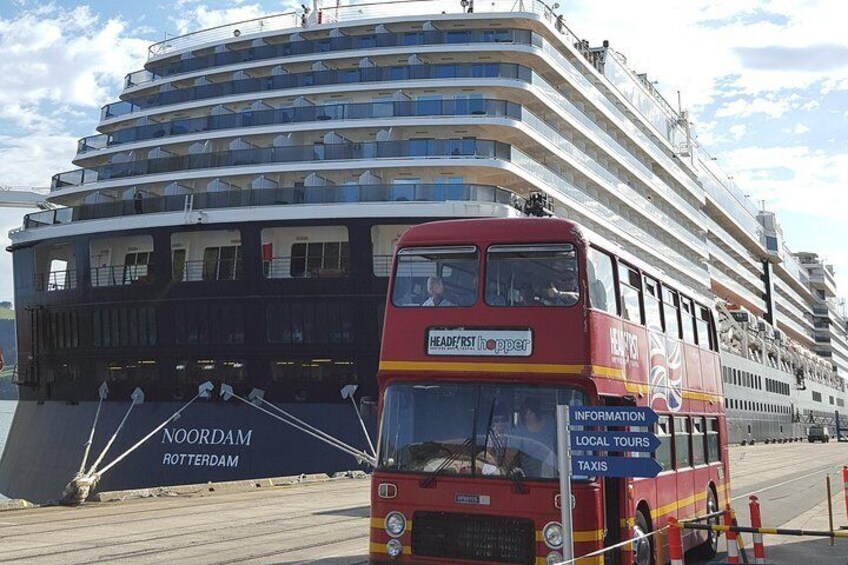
[2,0,847,503]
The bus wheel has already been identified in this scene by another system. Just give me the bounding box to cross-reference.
[693,489,719,559]
[632,509,653,565]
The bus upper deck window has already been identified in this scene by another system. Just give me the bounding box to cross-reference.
[485,244,578,307]
[392,246,479,307]
[586,247,616,314]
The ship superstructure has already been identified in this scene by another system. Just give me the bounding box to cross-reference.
[2,0,845,502]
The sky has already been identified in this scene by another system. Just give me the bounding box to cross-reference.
[0,0,847,307]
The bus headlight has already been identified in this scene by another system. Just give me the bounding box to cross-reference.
[543,521,564,548]
[386,539,403,559]
[385,511,406,537]
[546,551,563,565]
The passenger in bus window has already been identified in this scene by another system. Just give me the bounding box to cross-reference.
[421,276,455,306]
[545,269,579,306]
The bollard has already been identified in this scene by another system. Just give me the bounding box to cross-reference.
[729,506,748,561]
[843,466,848,527]
[667,517,685,565]
[724,505,740,564]
[749,496,766,564]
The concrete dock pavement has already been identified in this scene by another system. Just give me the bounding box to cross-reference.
[0,442,845,564]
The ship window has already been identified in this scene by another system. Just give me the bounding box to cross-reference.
[679,295,696,345]
[270,359,359,403]
[392,246,478,307]
[289,241,349,278]
[586,247,616,314]
[266,301,353,344]
[93,307,156,347]
[38,309,79,350]
[662,287,681,339]
[175,303,244,345]
[617,262,643,324]
[100,360,157,384]
[201,245,242,281]
[485,244,578,307]
[174,360,246,390]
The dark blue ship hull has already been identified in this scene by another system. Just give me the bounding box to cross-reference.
[0,398,372,503]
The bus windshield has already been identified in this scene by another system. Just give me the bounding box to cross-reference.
[391,246,479,307]
[379,383,586,480]
[485,244,579,307]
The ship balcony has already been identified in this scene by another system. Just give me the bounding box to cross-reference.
[79,98,521,156]
[807,266,838,297]
[101,63,532,120]
[144,0,569,61]
[178,258,242,281]
[52,138,511,189]
[263,256,349,279]
[33,270,79,292]
[90,264,155,287]
[24,183,519,232]
[130,28,533,89]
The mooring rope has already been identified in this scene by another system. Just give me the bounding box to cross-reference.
[77,382,108,475]
[223,385,376,466]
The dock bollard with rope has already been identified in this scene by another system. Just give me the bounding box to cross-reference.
[748,496,766,564]
[60,381,214,505]
[667,517,685,565]
[723,504,740,564]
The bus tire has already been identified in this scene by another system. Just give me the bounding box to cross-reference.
[692,488,719,559]
[632,508,653,565]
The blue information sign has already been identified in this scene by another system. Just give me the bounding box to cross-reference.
[569,406,658,427]
[570,430,661,453]
[571,455,663,478]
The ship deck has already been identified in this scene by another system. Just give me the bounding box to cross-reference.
[1,443,847,564]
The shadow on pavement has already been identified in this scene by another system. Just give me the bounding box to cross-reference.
[690,537,847,564]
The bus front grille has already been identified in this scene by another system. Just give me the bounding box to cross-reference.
[411,511,535,564]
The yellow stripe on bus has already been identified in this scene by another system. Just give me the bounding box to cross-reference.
[535,529,604,543]
[369,518,413,531]
[381,360,723,402]
[380,360,589,374]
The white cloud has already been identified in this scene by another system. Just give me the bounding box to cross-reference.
[729,124,747,140]
[715,97,791,118]
[0,6,149,114]
[793,123,810,134]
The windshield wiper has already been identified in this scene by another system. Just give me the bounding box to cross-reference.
[485,428,527,494]
[420,437,474,488]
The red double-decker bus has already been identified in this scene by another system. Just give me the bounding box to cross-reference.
[369,217,729,565]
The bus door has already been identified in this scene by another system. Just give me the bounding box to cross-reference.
[600,396,632,565]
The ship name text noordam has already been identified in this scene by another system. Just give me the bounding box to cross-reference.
[160,427,253,468]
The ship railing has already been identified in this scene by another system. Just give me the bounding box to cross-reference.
[177,259,242,282]
[33,270,79,292]
[148,11,300,59]
[263,257,350,279]
[52,138,512,189]
[80,98,521,155]
[24,184,520,231]
[129,28,531,90]
[372,255,393,277]
[90,264,155,287]
[146,0,573,60]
